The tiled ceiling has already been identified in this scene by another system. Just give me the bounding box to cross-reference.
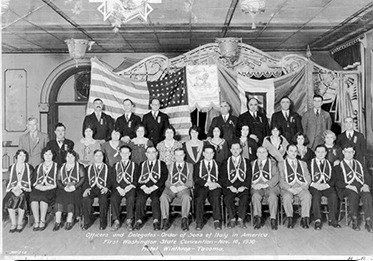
[2,0,373,53]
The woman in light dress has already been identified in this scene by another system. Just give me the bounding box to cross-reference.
[262,125,289,163]
[156,126,182,167]
[128,124,153,165]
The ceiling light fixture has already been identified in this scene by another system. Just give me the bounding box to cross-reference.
[65,39,95,66]
[240,0,266,29]
[89,0,160,31]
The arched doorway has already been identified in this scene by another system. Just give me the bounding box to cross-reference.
[40,59,91,140]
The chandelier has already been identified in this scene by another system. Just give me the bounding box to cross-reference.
[89,0,157,31]
[240,0,266,29]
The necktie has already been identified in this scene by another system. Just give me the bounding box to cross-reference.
[320,160,324,170]
[224,115,227,122]
[125,114,129,122]
[153,112,157,120]
[149,162,153,170]
[348,132,352,139]
[285,111,288,121]
[178,164,182,171]
[291,160,296,169]
[259,161,263,170]
[97,164,101,173]
[207,162,211,172]
[58,140,63,148]
[254,112,257,119]
[316,110,319,117]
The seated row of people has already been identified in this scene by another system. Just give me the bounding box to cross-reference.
[5,139,372,233]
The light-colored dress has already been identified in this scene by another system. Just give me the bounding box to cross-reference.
[156,139,182,166]
[75,138,101,167]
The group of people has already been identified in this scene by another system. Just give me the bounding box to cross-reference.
[4,94,373,234]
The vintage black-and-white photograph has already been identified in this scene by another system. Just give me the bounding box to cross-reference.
[1,0,373,259]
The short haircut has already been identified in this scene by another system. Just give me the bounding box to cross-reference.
[27,116,38,123]
[134,124,147,136]
[270,124,283,135]
[163,125,176,137]
[55,122,66,130]
[150,97,160,105]
[83,125,97,138]
[313,94,323,101]
[119,144,132,153]
[280,96,291,102]
[229,139,242,149]
[315,144,327,151]
[41,146,56,162]
[123,98,134,105]
[286,144,297,151]
[93,98,103,103]
[188,125,200,138]
[247,97,259,104]
[174,147,185,154]
[93,149,104,156]
[292,132,309,145]
[15,149,29,163]
[146,146,157,152]
[203,144,215,154]
[323,130,336,141]
[65,149,79,161]
[342,143,355,151]
[211,126,224,138]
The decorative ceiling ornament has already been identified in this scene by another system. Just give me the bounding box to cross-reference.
[89,0,157,30]
[216,37,242,66]
[65,39,95,67]
[240,0,266,29]
[1,0,10,14]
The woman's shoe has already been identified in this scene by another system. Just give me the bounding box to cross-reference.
[53,222,61,231]
[9,225,17,233]
[16,224,24,233]
[33,221,40,231]
[65,222,73,231]
[39,221,46,231]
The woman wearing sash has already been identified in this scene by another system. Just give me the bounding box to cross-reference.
[156,126,182,167]
[183,125,204,165]
[204,126,229,165]
[262,125,288,163]
[239,125,258,162]
[5,149,33,233]
[75,126,101,167]
[128,124,154,165]
[322,130,343,166]
[293,132,315,166]
[53,150,85,231]
[30,147,57,231]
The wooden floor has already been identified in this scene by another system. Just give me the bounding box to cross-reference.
[2,216,373,259]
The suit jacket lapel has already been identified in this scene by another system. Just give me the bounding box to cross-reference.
[31,131,40,151]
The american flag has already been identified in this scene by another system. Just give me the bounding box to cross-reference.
[87,57,191,137]
[147,68,192,137]
[87,57,149,118]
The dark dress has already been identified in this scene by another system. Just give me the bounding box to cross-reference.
[204,139,229,165]
[55,162,85,213]
[4,163,34,211]
[183,141,204,164]
[325,145,343,165]
[296,146,315,165]
[100,141,126,167]
[30,162,58,205]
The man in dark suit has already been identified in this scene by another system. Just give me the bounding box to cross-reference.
[142,98,170,146]
[236,98,269,145]
[270,96,303,143]
[208,101,238,143]
[82,98,115,142]
[336,116,367,165]
[46,122,74,167]
[115,99,142,143]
